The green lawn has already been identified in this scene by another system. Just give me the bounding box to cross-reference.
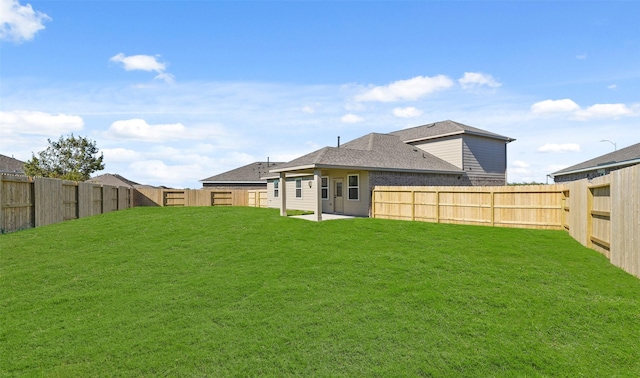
[1,207,639,377]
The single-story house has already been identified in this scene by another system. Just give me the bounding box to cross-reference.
[200,161,283,190]
[0,154,25,175]
[550,142,640,183]
[266,120,514,220]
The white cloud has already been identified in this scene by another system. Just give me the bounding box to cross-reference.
[531,99,580,114]
[105,118,187,142]
[608,84,617,90]
[101,148,141,163]
[574,103,634,120]
[110,53,174,83]
[341,113,364,123]
[0,0,50,43]
[537,143,581,153]
[0,110,84,136]
[576,53,587,60]
[458,72,501,90]
[302,105,315,114]
[354,75,453,102]
[513,160,529,168]
[393,107,423,118]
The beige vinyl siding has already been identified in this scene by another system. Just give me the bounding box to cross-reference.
[462,135,506,180]
[267,179,281,208]
[413,137,463,169]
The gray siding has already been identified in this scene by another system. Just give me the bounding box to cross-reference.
[462,135,507,185]
[413,137,463,168]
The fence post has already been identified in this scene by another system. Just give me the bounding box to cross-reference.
[411,190,415,221]
[371,189,376,218]
[490,191,495,227]
[435,190,440,223]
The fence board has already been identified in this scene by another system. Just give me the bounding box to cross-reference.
[62,180,78,221]
[0,175,34,233]
[610,165,640,277]
[373,185,564,230]
[35,177,63,227]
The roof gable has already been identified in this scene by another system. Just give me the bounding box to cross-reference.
[552,142,640,176]
[389,120,514,143]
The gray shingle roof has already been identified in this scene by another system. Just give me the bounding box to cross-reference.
[270,133,463,174]
[389,120,514,143]
[0,154,25,174]
[552,142,640,176]
[201,161,284,183]
[86,173,141,187]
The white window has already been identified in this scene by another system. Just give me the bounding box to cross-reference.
[347,174,359,200]
[321,177,329,200]
[295,178,302,198]
[273,179,279,198]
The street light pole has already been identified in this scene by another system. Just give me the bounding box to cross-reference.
[600,139,617,151]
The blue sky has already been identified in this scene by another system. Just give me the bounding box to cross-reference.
[1,0,639,188]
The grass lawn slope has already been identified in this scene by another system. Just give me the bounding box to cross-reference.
[2,207,639,376]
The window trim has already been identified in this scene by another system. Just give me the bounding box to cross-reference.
[321,176,329,200]
[295,178,302,198]
[273,179,279,198]
[347,174,359,201]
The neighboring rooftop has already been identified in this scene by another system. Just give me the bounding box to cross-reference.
[0,154,25,174]
[389,120,515,143]
[270,133,463,174]
[552,142,640,177]
[201,161,283,183]
[86,173,141,188]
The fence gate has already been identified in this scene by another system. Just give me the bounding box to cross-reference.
[211,191,232,206]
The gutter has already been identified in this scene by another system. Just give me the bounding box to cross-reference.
[550,158,640,178]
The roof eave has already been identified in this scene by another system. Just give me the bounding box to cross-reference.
[550,158,640,178]
[200,180,267,184]
[402,130,514,144]
[270,163,463,175]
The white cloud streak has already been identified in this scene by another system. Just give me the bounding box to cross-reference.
[341,113,364,123]
[0,0,50,43]
[574,103,634,120]
[354,75,453,102]
[0,110,84,136]
[531,99,580,114]
[110,53,175,83]
[537,143,581,153]
[458,72,501,90]
[105,118,187,142]
[393,107,423,118]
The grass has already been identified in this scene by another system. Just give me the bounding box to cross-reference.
[1,206,639,377]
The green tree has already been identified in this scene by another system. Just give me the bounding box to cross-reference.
[24,134,105,181]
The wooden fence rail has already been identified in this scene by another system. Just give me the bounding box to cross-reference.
[0,174,132,234]
[133,188,267,208]
[372,185,566,230]
[373,164,639,278]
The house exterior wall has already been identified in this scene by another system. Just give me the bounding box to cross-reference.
[462,135,507,185]
[369,171,470,187]
[267,176,317,212]
[267,171,370,217]
[413,137,463,169]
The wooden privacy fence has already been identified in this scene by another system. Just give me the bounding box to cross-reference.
[372,185,566,230]
[372,164,639,278]
[133,188,268,208]
[0,174,132,234]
